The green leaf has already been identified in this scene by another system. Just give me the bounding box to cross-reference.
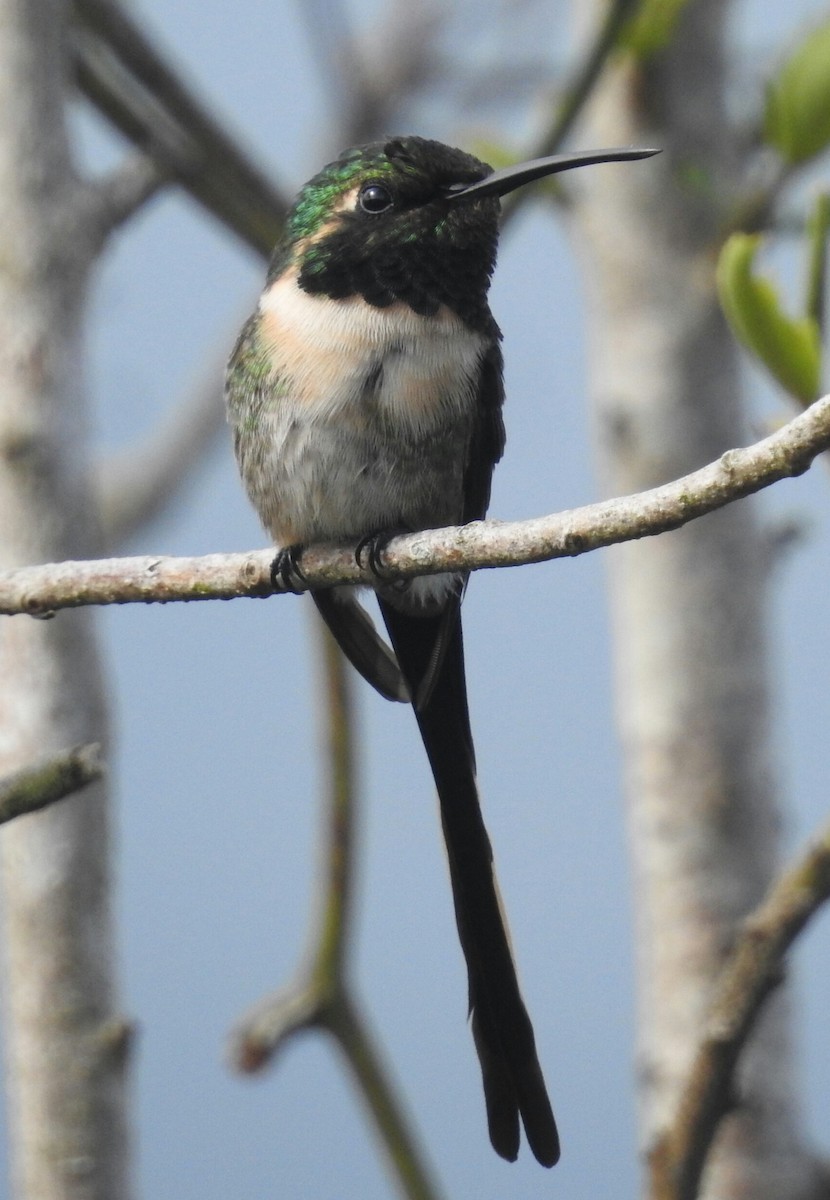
[717,233,821,404]
[618,0,691,58]
[764,20,830,164]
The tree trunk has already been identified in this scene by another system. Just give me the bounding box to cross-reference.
[571,0,820,1195]
[0,3,132,1197]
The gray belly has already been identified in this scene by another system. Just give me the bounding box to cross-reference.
[236,401,473,546]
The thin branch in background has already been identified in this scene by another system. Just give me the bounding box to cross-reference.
[804,189,830,333]
[532,0,641,155]
[501,0,641,226]
[298,0,369,131]
[97,352,231,547]
[723,158,794,237]
[228,625,442,1200]
[2,390,828,615]
[300,0,445,146]
[649,813,830,1200]
[81,151,167,247]
[69,0,288,255]
[0,743,105,825]
[351,0,445,139]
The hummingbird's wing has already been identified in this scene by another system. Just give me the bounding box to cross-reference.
[311,341,505,707]
[391,341,507,712]
[462,341,506,524]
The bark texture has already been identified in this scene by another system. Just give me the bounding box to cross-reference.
[571,1,822,1195]
[0,2,131,1197]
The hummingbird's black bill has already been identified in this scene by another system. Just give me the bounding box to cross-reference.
[446,146,660,201]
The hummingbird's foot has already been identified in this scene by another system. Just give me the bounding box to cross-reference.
[271,545,308,594]
[355,527,409,582]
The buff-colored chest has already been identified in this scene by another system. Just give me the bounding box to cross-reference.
[257,272,487,439]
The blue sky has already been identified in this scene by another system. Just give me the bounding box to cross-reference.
[3,2,830,1197]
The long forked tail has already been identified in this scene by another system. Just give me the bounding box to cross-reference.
[378,598,560,1167]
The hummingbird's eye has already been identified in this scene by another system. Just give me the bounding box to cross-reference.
[358,182,394,214]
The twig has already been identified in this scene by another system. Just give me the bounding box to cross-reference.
[228,626,442,1200]
[649,814,830,1200]
[97,152,164,224]
[82,152,166,244]
[330,995,441,1200]
[0,743,105,825]
[2,392,829,616]
[723,158,795,238]
[805,190,830,333]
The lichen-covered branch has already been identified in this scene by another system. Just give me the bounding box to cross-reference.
[1,392,828,616]
[0,743,104,825]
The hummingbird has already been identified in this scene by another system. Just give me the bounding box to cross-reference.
[226,135,657,1166]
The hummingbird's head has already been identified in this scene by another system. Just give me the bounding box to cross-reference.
[274,136,501,331]
[272,136,659,331]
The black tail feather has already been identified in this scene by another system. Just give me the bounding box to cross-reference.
[312,588,410,703]
[378,598,559,1167]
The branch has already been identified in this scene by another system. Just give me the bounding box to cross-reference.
[68,0,286,538]
[80,152,167,247]
[0,743,105,825]
[649,813,830,1200]
[1,393,829,616]
[70,0,288,255]
[228,627,442,1200]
